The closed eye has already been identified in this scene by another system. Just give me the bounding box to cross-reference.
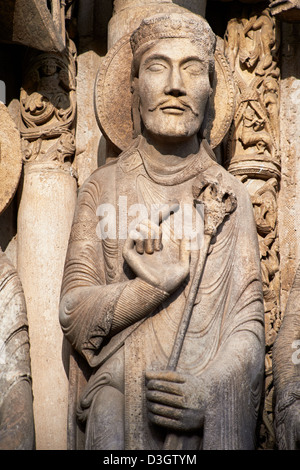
[182,60,206,75]
[147,63,167,72]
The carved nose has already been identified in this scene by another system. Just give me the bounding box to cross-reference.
[164,69,186,96]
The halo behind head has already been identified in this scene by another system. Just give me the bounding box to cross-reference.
[95,14,235,153]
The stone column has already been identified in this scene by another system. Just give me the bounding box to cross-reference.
[270,14,300,450]
[277,25,300,311]
[17,39,77,450]
[17,162,76,450]
[223,5,281,449]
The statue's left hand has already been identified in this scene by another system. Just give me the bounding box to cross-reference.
[145,369,206,432]
[123,218,191,294]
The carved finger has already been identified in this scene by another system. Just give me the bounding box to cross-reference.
[146,369,185,384]
[145,238,154,254]
[146,401,183,421]
[147,411,183,431]
[158,201,180,224]
[154,232,163,252]
[137,222,154,254]
[153,224,163,252]
[123,236,136,262]
[146,378,183,396]
[135,239,145,255]
[139,219,163,252]
[179,237,191,266]
[130,229,144,254]
[125,231,144,256]
[140,219,160,239]
[146,390,184,409]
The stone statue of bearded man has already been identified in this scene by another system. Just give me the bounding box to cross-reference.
[60,12,265,450]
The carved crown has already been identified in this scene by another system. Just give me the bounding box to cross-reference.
[130,12,216,58]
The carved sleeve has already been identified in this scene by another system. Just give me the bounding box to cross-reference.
[59,170,169,367]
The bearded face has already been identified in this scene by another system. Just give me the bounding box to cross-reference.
[134,38,212,144]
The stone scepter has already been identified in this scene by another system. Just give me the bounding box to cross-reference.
[164,175,237,449]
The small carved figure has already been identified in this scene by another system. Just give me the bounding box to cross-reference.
[21,56,71,123]
[60,12,265,450]
[20,39,77,141]
[263,76,280,137]
[239,105,273,155]
[19,40,77,167]
[244,9,275,76]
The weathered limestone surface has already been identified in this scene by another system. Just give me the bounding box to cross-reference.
[0,102,22,219]
[0,248,34,449]
[0,0,65,52]
[108,0,207,47]
[0,0,300,452]
[272,23,300,450]
[16,37,78,449]
[270,0,300,21]
[60,11,265,450]
[75,49,104,186]
[74,0,108,185]
[277,25,300,311]
[17,162,77,449]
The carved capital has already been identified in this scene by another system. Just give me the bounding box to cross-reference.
[224,6,281,175]
[20,37,77,168]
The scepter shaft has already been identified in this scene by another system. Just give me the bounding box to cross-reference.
[163,233,212,451]
[166,232,212,371]
[162,178,237,450]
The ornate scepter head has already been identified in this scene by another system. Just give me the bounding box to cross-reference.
[192,173,237,238]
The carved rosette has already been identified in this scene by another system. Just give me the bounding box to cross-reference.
[20,37,77,170]
[224,5,281,449]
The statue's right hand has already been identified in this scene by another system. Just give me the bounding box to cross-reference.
[122,219,191,294]
[281,401,300,450]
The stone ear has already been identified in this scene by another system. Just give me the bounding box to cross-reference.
[131,78,142,138]
[198,95,211,141]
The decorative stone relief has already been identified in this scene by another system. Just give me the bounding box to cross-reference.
[224,4,281,449]
[17,33,78,450]
[20,36,77,171]
[60,12,265,450]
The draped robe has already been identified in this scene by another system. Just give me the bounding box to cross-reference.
[60,137,265,450]
[0,249,34,449]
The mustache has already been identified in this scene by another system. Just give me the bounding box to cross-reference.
[148,98,199,116]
